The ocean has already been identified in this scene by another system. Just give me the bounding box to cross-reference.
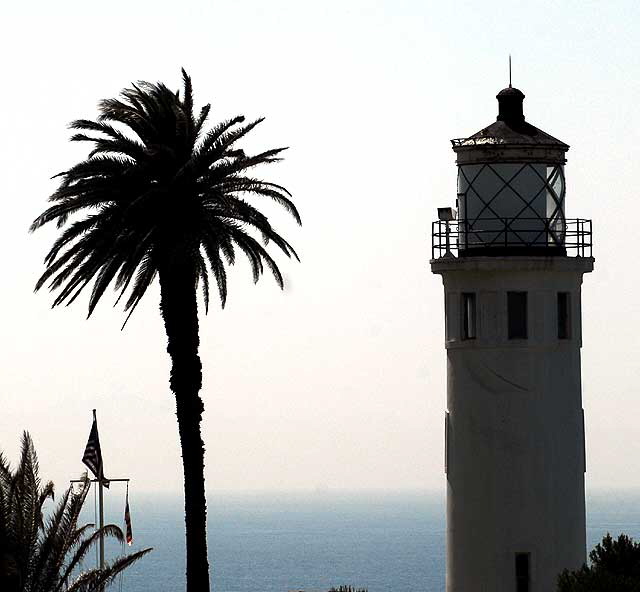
[86,490,640,592]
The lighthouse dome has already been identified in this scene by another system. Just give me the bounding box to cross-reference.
[459,86,569,151]
[451,87,568,256]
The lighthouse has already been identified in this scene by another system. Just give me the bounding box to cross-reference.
[431,86,593,591]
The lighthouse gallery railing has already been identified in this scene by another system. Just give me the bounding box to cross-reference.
[431,218,592,259]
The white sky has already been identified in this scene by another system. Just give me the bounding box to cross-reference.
[1,0,639,494]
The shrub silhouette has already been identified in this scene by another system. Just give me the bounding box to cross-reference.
[558,533,640,591]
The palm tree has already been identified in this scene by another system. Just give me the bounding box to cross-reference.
[30,70,300,591]
[0,432,150,592]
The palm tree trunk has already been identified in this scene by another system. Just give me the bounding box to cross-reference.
[159,264,210,592]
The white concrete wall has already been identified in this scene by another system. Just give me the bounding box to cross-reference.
[432,256,594,592]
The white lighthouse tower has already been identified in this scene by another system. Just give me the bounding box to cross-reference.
[431,85,594,591]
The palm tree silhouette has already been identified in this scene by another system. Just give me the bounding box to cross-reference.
[31,70,300,591]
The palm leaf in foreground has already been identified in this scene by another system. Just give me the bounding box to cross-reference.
[31,69,300,592]
[0,432,151,592]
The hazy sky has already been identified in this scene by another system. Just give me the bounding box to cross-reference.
[1,0,639,495]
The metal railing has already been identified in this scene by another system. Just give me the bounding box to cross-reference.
[431,218,592,259]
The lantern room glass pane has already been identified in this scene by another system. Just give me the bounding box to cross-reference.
[546,166,566,245]
[457,163,566,251]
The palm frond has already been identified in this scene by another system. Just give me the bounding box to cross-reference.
[69,119,146,160]
[192,115,245,164]
[194,103,211,137]
[223,177,301,225]
[229,228,284,288]
[65,547,152,592]
[195,250,210,313]
[120,253,158,329]
[201,236,228,307]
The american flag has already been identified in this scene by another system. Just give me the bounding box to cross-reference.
[82,409,109,488]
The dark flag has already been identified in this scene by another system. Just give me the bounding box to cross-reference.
[82,409,109,488]
[124,484,133,545]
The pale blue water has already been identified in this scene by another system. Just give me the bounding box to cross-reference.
[84,490,640,592]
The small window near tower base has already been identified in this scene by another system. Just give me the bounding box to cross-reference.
[558,292,571,339]
[507,292,527,339]
[515,553,530,592]
[461,293,476,340]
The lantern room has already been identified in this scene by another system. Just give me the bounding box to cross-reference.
[433,86,592,258]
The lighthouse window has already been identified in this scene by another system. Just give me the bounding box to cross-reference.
[461,293,476,340]
[507,292,528,339]
[558,292,571,339]
[444,411,450,474]
[515,553,530,592]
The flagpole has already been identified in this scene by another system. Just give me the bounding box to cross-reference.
[70,478,131,571]
[77,409,132,574]
[99,479,105,571]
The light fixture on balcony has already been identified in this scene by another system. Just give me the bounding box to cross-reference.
[438,207,457,221]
